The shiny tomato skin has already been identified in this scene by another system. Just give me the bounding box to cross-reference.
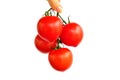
[37,16,63,42]
[48,48,73,71]
[34,35,57,53]
[60,23,83,47]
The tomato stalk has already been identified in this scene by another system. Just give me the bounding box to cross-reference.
[45,8,52,16]
[57,12,67,24]
[44,8,69,25]
[68,16,71,23]
[54,38,64,50]
[57,13,71,24]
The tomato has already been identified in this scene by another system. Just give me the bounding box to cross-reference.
[37,16,63,42]
[34,35,57,53]
[48,48,73,71]
[60,23,83,47]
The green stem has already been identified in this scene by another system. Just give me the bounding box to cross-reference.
[53,38,63,50]
[68,16,70,23]
[56,12,59,17]
[48,8,52,12]
[44,8,52,16]
[57,38,62,48]
[57,12,67,24]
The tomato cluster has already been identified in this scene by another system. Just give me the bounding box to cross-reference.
[34,8,83,72]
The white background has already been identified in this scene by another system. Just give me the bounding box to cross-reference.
[0,0,120,80]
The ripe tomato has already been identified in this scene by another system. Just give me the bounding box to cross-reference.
[48,48,73,71]
[34,35,57,53]
[37,16,63,42]
[60,23,83,47]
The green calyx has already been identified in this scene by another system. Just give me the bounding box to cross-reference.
[44,8,71,24]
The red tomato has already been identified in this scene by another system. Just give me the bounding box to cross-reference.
[60,23,83,47]
[34,35,57,53]
[48,48,73,71]
[37,16,63,42]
